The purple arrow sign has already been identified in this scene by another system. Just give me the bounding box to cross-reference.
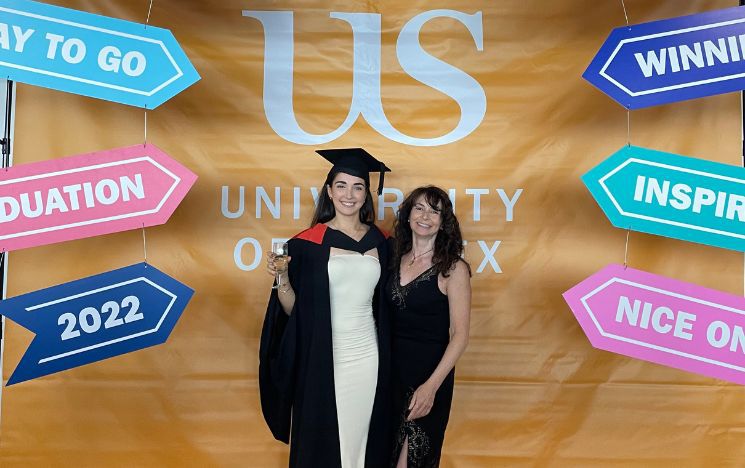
[0,144,197,251]
[564,264,745,385]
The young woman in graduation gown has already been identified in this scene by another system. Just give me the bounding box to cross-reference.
[259,148,393,468]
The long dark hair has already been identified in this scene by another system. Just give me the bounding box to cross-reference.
[311,170,375,226]
[393,186,471,278]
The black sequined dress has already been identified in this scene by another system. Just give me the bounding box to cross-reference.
[385,265,454,468]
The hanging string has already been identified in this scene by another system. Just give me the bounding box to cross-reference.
[623,229,630,269]
[626,110,631,146]
[145,0,154,27]
[142,223,148,265]
[142,1,153,265]
[618,1,632,144]
[620,0,631,270]
[620,0,630,28]
[143,0,152,146]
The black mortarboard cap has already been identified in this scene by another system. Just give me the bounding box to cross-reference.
[316,147,391,195]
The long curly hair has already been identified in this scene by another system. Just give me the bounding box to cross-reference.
[310,170,375,226]
[393,186,471,278]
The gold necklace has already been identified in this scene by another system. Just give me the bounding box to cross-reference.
[408,248,434,266]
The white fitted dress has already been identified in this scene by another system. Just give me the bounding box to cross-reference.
[327,254,381,468]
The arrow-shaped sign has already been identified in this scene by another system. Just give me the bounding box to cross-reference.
[584,6,745,108]
[564,264,745,385]
[0,0,199,108]
[0,144,197,251]
[0,262,193,385]
[583,145,745,252]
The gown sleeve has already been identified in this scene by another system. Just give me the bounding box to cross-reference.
[258,238,302,443]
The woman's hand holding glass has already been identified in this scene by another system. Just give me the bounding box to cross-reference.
[269,242,290,290]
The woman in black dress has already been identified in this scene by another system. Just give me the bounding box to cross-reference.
[386,186,471,467]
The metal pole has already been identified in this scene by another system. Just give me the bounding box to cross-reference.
[0,79,12,300]
[1,79,13,300]
[0,79,14,426]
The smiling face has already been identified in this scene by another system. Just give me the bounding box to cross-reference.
[326,171,367,217]
[409,194,442,238]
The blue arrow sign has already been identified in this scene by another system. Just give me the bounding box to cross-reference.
[583,146,745,251]
[0,262,194,385]
[584,6,745,109]
[0,0,199,108]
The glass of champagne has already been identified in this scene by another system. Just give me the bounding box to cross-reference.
[272,241,289,289]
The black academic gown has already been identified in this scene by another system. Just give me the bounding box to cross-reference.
[259,223,392,468]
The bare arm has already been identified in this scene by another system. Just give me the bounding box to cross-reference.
[408,260,471,420]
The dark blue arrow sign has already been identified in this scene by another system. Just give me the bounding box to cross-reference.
[584,6,745,109]
[0,0,199,108]
[0,262,194,385]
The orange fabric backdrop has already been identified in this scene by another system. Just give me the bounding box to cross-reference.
[2,0,745,466]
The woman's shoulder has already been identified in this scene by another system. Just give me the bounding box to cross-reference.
[291,224,328,245]
[437,259,470,296]
[443,258,472,280]
[285,225,328,260]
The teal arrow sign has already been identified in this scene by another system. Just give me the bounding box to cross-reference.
[583,145,745,252]
[0,0,199,108]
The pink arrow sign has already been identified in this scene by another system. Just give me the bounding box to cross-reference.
[564,264,745,385]
[0,144,197,251]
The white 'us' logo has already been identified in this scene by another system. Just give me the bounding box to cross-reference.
[242,10,486,147]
